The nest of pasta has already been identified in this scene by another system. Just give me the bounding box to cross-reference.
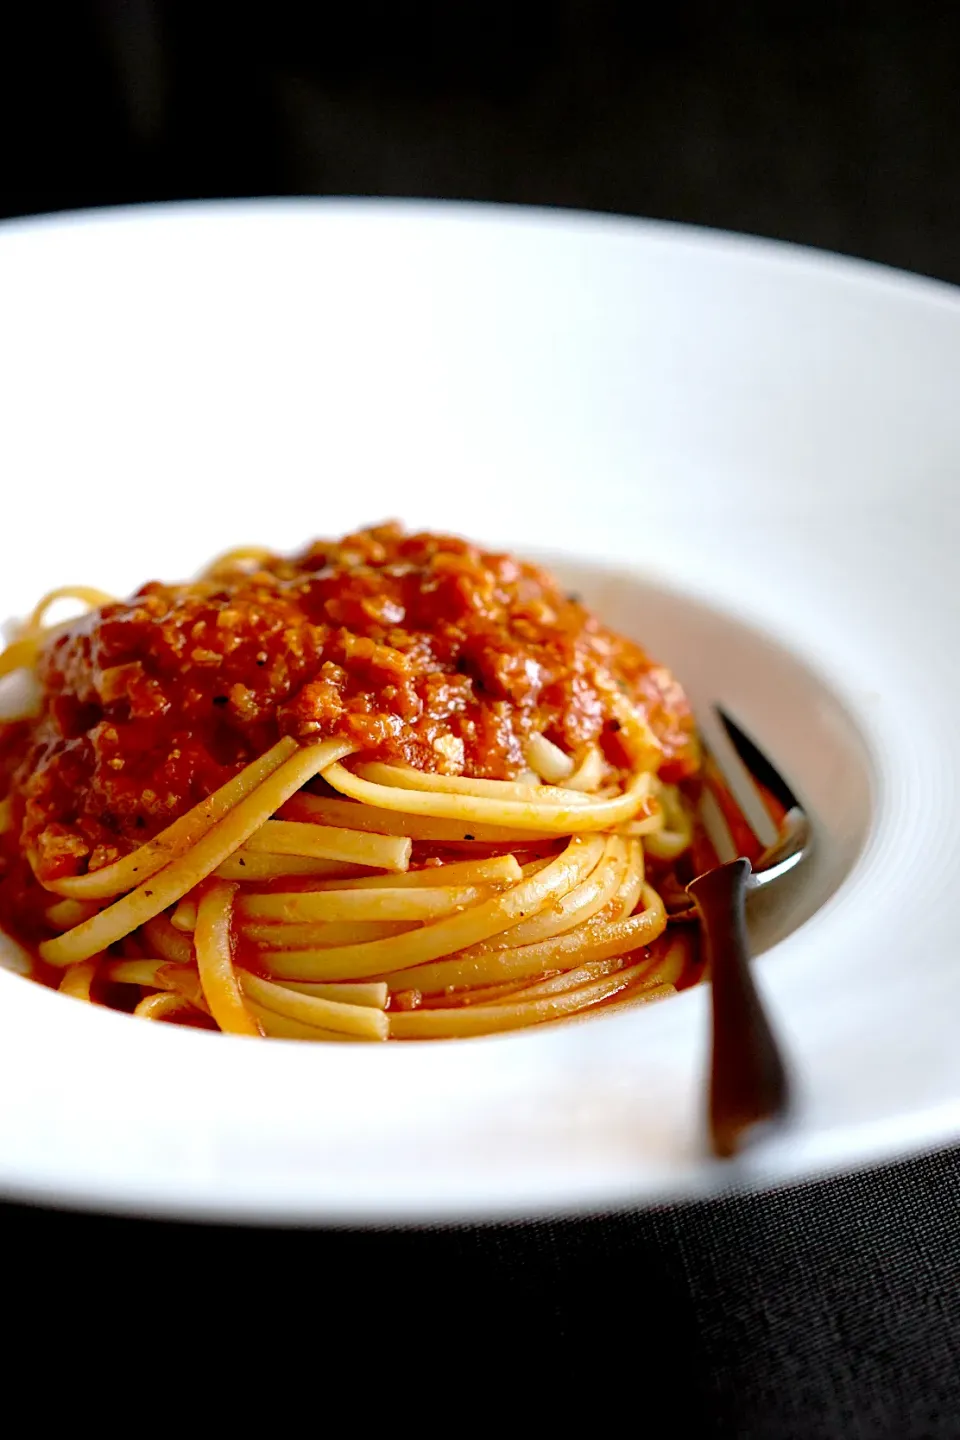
[0,524,705,1040]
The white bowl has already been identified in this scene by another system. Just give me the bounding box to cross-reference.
[0,199,956,1223]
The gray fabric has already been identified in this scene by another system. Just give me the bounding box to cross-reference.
[646,1149,960,1437]
[5,1147,960,1435]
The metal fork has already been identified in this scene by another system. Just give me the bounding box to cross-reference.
[683,708,811,1160]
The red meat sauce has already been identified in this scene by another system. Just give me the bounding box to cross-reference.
[0,525,699,907]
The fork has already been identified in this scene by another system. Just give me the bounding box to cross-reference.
[684,708,811,1159]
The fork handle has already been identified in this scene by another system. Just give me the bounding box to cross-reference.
[688,858,791,1159]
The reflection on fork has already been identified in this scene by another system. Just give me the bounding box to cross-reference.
[685,708,811,1159]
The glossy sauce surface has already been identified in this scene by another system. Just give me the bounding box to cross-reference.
[2,525,698,885]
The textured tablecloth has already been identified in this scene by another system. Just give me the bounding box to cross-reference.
[6,1145,960,1436]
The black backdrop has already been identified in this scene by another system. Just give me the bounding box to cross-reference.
[3,6,960,1435]
[4,2,960,283]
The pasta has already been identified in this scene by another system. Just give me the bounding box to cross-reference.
[0,524,706,1040]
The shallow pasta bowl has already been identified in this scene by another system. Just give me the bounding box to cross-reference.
[0,199,956,1223]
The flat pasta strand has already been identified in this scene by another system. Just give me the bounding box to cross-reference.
[215,853,372,883]
[389,966,674,1038]
[274,979,389,1008]
[246,1001,365,1042]
[237,882,494,924]
[525,733,575,784]
[134,991,198,1022]
[39,738,356,965]
[381,884,667,993]
[141,915,195,966]
[241,918,416,948]
[299,853,522,892]
[258,835,606,981]
[0,637,40,680]
[194,881,261,1037]
[469,836,625,951]
[239,971,388,1040]
[280,791,553,844]
[354,761,597,805]
[24,586,118,636]
[102,959,166,986]
[244,819,411,871]
[44,737,300,899]
[322,761,655,834]
[58,958,99,1001]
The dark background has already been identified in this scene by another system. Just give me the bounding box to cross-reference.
[4,6,960,1435]
[4,2,960,284]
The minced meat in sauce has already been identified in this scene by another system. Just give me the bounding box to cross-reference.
[0,524,698,884]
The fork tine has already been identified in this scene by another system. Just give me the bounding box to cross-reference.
[698,782,739,864]
[698,709,779,851]
[717,707,801,814]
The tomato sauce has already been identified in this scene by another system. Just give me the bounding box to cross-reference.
[0,524,698,886]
